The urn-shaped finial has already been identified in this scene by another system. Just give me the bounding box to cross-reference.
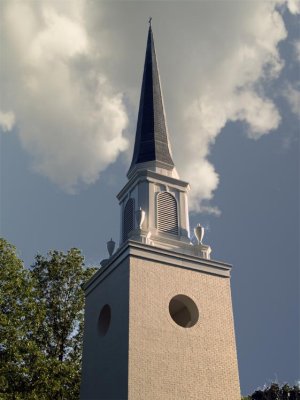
[107,238,115,257]
[194,224,205,244]
[135,207,146,229]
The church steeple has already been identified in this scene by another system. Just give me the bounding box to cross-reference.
[118,23,194,251]
[128,24,175,178]
[80,24,240,400]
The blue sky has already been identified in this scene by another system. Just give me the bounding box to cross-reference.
[0,0,299,395]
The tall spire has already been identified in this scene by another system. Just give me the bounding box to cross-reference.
[128,23,175,177]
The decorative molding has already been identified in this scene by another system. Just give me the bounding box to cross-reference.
[84,240,232,295]
[117,169,189,203]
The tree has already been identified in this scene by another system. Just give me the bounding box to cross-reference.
[0,238,43,398]
[0,239,97,399]
[243,383,300,400]
[31,248,97,399]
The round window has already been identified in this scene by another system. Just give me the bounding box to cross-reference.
[169,295,199,328]
[98,304,111,336]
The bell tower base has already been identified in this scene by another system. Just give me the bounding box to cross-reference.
[80,241,241,400]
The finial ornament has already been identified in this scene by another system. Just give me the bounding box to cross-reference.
[135,207,146,229]
[107,238,115,257]
[149,17,152,26]
[194,224,205,244]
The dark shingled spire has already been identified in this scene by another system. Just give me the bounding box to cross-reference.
[128,24,175,176]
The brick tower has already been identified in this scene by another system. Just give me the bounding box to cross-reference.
[80,23,241,400]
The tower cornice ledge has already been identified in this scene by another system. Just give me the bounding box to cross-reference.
[84,240,232,296]
[117,169,190,202]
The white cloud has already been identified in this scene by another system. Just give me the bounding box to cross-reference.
[0,0,297,212]
[0,0,128,192]
[286,0,300,14]
[172,1,286,212]
[284,83,300,118]
[0,110,15,132]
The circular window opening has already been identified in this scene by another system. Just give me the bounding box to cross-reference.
[169,295,199,328]
[98,304,111,336]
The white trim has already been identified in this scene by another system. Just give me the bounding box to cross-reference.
[84,240,232,295]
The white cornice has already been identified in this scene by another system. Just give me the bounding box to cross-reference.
[84,240,232,296]
[117,169,190,202]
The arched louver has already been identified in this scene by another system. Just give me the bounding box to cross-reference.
[123,198,134,241]
[157,192,178,235]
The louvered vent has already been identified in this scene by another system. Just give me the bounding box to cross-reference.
[157,192,178,235]
[123,198,134,242]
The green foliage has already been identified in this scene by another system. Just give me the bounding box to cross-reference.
[0,239,97,400]
[30,248,96,399]
[3,238,299,399]
[0,238,42,397]
[244,382,300,400]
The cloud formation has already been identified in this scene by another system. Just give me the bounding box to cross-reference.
[0,0,297,210]
[174,1,288,213]
[0,110,15,132]
[286,0,300,14]
[0,0,128,192]
[284,83,300,118]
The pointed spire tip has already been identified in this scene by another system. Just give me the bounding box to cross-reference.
[128,21,175,175]
[148,17,152,27]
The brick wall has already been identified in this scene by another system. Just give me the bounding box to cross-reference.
[128,257,241,400]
